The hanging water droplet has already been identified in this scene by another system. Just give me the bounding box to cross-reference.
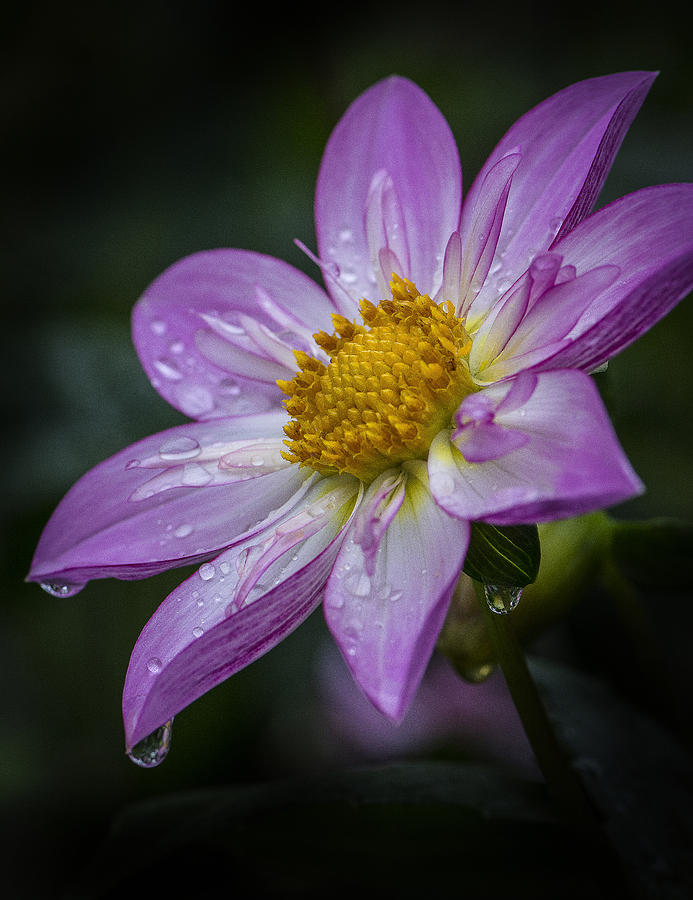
[484,583,523,615]
[127,718,173,768]
[40,581,85,598]
[146,657,163,674]
[199,562,215,581]
[159,435,201,461]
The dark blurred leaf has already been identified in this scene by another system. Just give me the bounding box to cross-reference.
[463,522,541,587]
[71,760,625,899]
[609,518,693,588]
[531,658,693,900]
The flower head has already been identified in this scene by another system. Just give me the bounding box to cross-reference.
[29,73,693,757]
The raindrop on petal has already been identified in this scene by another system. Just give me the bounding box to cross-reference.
[484,583,523,615]
[153,357,183,381]
[345,571,371,597]
[159,435,201,461]
[127,719,173,768]
[199,563,215,581]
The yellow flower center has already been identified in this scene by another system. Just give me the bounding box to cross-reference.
[278,274,476,483]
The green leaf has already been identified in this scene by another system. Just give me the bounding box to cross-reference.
[463,521,541,587]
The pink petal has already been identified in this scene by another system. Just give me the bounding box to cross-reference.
[132,249,336,420]
[465,71,657,325]
[525,184,693,373]
[476,264,620,382]
[315,76,462,307]
[28,415,312,588]
[324,462,470,722]
[429,370,643,524]
[123,475,362,747]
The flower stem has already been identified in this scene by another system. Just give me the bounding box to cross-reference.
[473,580,597,827]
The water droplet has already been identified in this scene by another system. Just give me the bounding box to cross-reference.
[125,458,140,469]
[127,719,173,768]
[199,563,215,581]
[173,523,193,539]
[181,462,212,486]
[338,227,354,243]
[345,570,371,597]
[147,657,163,674]
[159,435,201,461]
[219,561,231,575]
[169,339,185,354]
[154,357,183,381]
[192,625,204,638]
[218,377,241,396]
[250,455,265,467]
[150,319,167,336]
[40,581,85,598]
[484,583,523,615]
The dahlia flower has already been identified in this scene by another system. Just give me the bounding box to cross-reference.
[29,72,693,763]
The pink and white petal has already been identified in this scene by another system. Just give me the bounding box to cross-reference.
[429,370,642,525]
[28,415,313,589]
[324,461,470,722]
[456,152,521,317]
[315,76,462,308]
[133,249,336,420]
[473,264,620,381]
[123,474,362,747]
[525,184,693,373]
[465,71,656,324]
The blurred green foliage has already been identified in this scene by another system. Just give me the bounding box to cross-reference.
[2,1,691,897]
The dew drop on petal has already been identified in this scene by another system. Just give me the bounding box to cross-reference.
[218,377,241,396]
[159,435,201,461]
[146,657,163,674]
[345,571,371,597]
[251,455,265,467]
[192,625,204,638]
[153,357,183,381]
[173,523,193,539]
[40,581,85,598]
[150,320,167,336]
[484,583,523,615]
[127,718,173,768]
[181,462,212,486]
[199,563,215,581]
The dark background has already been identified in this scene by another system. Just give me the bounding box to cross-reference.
[2,1,692,897]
